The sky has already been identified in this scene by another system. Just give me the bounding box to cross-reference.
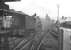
[5,0,71,19]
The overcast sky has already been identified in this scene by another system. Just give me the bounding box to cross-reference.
[5,0,71,19]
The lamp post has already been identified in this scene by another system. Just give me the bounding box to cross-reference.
[57,4,60,22]
[57,4,63,50]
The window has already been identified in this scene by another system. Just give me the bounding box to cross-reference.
[60,21,71,29]
[3,16,12,28]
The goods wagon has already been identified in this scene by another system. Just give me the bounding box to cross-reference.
[0,10,36,50]
[60,21,71,50]
[5,10,36,30]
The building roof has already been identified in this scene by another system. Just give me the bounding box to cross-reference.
[0,0,20,2]
[0,9,29,16]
